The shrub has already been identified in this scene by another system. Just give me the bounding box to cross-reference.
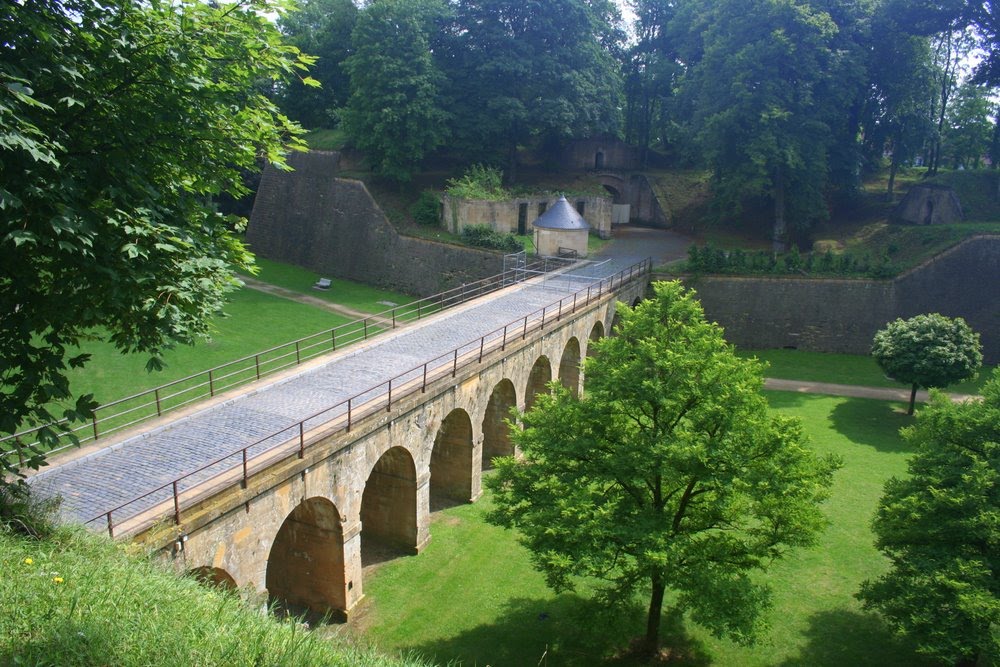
[461,224,522,252]
[445,164,508,200]
[410,190,441,226]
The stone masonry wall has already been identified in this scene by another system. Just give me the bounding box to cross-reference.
[442,195,613,239]
[247,151,502,296]
[683,236,1000,364]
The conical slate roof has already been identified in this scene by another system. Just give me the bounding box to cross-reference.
[533,196,590,230]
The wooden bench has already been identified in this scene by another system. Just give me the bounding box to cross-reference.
[313,278,332,290]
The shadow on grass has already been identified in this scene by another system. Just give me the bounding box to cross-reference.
[828,398,913,453]
[0,618,118,665]
[409,595,711,666]
[777,609,933,667]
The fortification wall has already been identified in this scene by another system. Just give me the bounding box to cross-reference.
[442,195,612,239]
[246,152,502,296]
[683,236,1000,364]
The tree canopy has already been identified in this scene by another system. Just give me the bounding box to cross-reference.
[486,281,840,655]
[858,370,1000,666]
[0,0,307,483]
[871,314,983,415]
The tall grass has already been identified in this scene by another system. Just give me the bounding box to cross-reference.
[0,526,430,667]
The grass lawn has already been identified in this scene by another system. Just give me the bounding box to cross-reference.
[740,348,994,395]
[248,257,415,312]
[66,287,351,407]
[346,393,934,666]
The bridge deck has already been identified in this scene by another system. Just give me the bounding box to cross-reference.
[29,255,646,529]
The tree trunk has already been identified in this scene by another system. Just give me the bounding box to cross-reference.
[772,170,787,254]
[643,570,667,655]
[908,384,918,416]
[887,146,899,202]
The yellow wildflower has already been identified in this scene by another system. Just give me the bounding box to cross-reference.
[52,576,64,584]
[23,558,33,565]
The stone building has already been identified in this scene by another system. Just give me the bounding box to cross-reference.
[532,196,591,257]
[442,193,612,239]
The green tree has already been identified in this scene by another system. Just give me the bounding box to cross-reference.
[342,0,450,181]
[443,0,623,181]
[858,370,1000,666]
[277,0,358,128]
[871,314,983,415]
[486,281,839,655]
[0,0,306,485]
[941,81,995,169]
[678,0,858,251]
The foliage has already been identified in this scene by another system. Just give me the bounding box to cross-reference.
[941,81,996,170]
[276,0,357,128]
[0,483,60,539]
[0,0,306,486]
[871,314,983,414]
[460,225,522,252]
[685,244,898,279]
[444,164,509,200]
[342,0,450,182]
[857,371,1000,666]
[0,525,429,666]
[441,0,624,180]
[410,190,443,226]
[487,281,840,653]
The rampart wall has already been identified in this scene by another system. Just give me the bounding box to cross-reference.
[680,236,1000,364]
[247,151,502,296]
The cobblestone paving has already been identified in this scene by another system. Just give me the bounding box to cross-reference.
[30,250,655,528]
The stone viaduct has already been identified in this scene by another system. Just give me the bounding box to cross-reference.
[128,274,647,619]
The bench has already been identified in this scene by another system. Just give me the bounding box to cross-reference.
[313,278,332,290]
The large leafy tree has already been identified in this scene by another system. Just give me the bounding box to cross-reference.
[677,0,859,251]
[871,314,983,415]
[277,0,358,128]
[487,281,839,655]
[858,370,999,666]
[442,0,623,181]
[0,0,306,483]
[342,0,450,182]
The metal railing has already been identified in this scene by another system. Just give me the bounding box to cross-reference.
[82,258,651,538]
[2,259,569,460]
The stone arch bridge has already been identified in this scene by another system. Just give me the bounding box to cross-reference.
[31,260,649,619]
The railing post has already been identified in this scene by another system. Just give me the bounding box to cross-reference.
[347,398,352,432]
[364,319,368,339]
[106,512,114,538]
[557,300,563,321]
[501,325,508,351]
[295,341,301,365]
[452,349,458,377]
[422,364,427,392]
[331,329,336,351]
[392,309,396,329]
[541,308,546,330]
[255,354,261,380]
[209,370,215,397]
[241,449,248,489]
[522,316,528,340]
[572,292,577,313]
[172,481,180,525]
[387,379,392,412]
[155,389,162,417]
[587,285,592,305]
[92,414,99,441]
[479,337,484,363]
[298,422,305,459]
[417,302,422,319]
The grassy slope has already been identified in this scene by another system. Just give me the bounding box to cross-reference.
[353,393,934,666]
[0,527,425,667]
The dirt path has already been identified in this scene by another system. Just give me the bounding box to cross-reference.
[239,276,395,326]
[764,378,976,403]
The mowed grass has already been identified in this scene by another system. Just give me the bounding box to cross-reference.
[351,393,934,666]
[249,257,415,312]
[66,287,351,406]
[740,348,993,395]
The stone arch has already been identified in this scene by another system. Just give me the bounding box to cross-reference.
[361,446,418,564]
[266,496,346,614]
[482,379,517,469]
[189,566,237,591]
[610,312,622,336]
[430,408,474,507]
[587,321,605,358]
[558,337,582,397]
[525,355,552,411]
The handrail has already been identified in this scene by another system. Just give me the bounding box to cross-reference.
[82,258,651,538]
[1,258,567,456]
